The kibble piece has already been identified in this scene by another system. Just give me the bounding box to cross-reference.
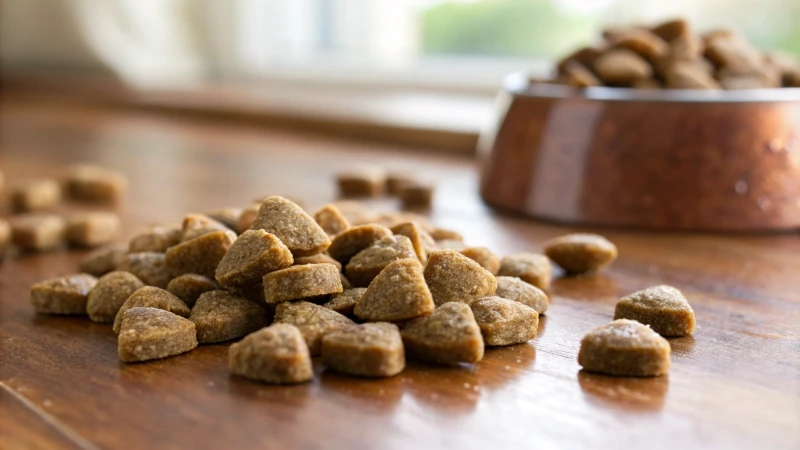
[165,230,237,279]
[497,253,552,290]
[345,235,417,287]
[65,212,120,248]
[64,165,126,204]
[128,223,182,253]
[323,288,367,316]
[399,182,434,210]
[190,290,267,343]
[293,253,342,272]
[354,258,434,322]
[437,239,467,251]
[561,61,602,87]
[113,286,190,333]
[204,207,242,231]
[182,214,231,241]
[704,36,761,74]
[274,301,355,355]
[543,233,618,274]
[229,324,313,384]
[86,271,145,322]
[390,222,437,264]
[610,29,670,62]
[459,247,500,275]
[263,264,343,304]
[386,173,414,195]
[250,196,331,257]
[237,203,260,234]
[29,274,97,315]
[494,276,549,314]
[11,179,61,213]
[340,273,353,290]
[593,49,653,86]
[337,169,386,198]
[400,302,484,365]
[578,319,671,377]
[313,204,350,236]
[327,224,393,265]
[118,307,197,363]
[614,285,695,336]
[470,296,539,346]
[424,249,497,306]
[666,61,721,89]
[556,46,603,75]
[215,230,293,288]
[429,228,463,242]
[117,252,172,288]
[79,244,128,276]
[0,219,11,259]
[10,214,66,252]
[651,18,690,42]
[166,274,219,308]
[322,323,405,377]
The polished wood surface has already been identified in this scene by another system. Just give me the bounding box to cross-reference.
[1,98,799,450]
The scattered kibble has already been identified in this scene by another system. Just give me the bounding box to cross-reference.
[614,285,696,336]
[11,179,61,213]
[543,233,618,274]
[165,230,237,279]
[386,173,413,195]
[29,274,97,315]
[345,235,417,287]
[10,213,65,252]
[117,252,172,288]
[273,301,355,356]
[128,223,182,253]
[390,222,437,264]
[497,253,552,290]
[118,307,197,363]
[313,204,351,236]
[228,324,313,384]
[189,290,267,344]
[322,323,405,378]
[424,249,497,306]
[400,302,484,365]
[327,224,393,265]
[113,286,190,333]
[323,288,367,316]
[182,214,232,241]
[337,169,386,198]
[64,164,127,204]
[79,244,128,276]
[263,263,343,304]
[399,182,434,210]
[494,276,549,315]
[166,273,219,308]
[86,271,145,323]
[215,229,293,288]
[470,296,539,346]
[65,212,120,248]
[250,196,330,257]
[354,258,434,322]
[578,319,671,377]
[293,253,342,271]
[459,247,500,275]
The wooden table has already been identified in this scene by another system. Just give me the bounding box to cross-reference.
[1,98,798,450]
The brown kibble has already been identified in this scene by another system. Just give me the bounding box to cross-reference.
[166,273,219,308]
[29,274,97,315]
[386,173,414,195]
[470,296,538,346]
[327,224,393,264]
[313,204,350,236]
[354,258,434,322]
[399,182,434,210]
[86,271,145,322]
[237,203,260,234]
[593,49,653,86]
[79,244,128,276]
[390,222,437,264]
[165,230,237,279]
[666,61,721,89]
[429,228,463,242]
[190,290,267,343]
[400,302,484,365]
[113,286,190,333]
[229,324,313,384]
[459,247,500,275]
[11,179,61,213]
[556,46,603,75]
[215,230,293,288]
[345,235,417,287]
[497,253,552,290]
[323,288,367,316]
[182,214,231,241]
[204,207,242,231]
[293,253,342,272]
[543,233,618,274]
[494,276,549,315]
[263,263,343,304]
[64,165,126,204]
[128,223,182,253]
[10,214,66,252]
[322,323,405,377]
[65,212,120,248]
[118,307,197,363]
[650,18,690,42]
[340,273,353,290]
[704,36,761,73]
[274,301,355,355]
[610,29,670,62]
[614,285,695,336]
[250,196,330,257]
[0,219,10,258]
[117,252,172,288]
[561,61,602,88]
[337,169,386,198]
[578,319,671,377]
[436,239,467,251]
[424,249,497,306]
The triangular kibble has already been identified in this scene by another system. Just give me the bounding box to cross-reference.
[250,196,330,257]
[400,302,484,365]
[354,258,434,322]
[189,290,267,344]
[113,286,190,333]
[344,235,417,287]
[118,307,198,363]
[614,285,695,336]
[578,319,671,376]
[424,249,497,306]
[215,229,293,288]
[228,324,313,384]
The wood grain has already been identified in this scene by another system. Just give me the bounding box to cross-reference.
[1,97,799,450]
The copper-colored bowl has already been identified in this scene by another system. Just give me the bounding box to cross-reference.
[479,73,800,231]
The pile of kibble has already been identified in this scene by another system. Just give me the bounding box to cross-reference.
[545,18,800,90]
[21,171,696,382]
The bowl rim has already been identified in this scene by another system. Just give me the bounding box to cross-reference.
[505,72,800,103]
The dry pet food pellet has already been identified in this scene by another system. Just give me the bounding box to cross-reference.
[166,273,219,308]
[345,235,417,287]
[117,252,172,288]
[313,204,350,236]
[165,230,237,279]
[340,273,353,290]
[86,271,145,322]
[79,244,128,276]
[437,239,467,251]
[118,307,197,363]
[424,249,497,306]
[561,61,602,87]
[354,258,434,322]
[250,196,331,257]
[323,288,367,316]
[29,274,97,315]
[543,233,618,274]
[459,247,500,275]
[263,263,343,304]
[215,230,293,288]
[0,219,11,259]
[10,214,66,252]
[237,203,260,234]
[390,222,437,264]
[182,214,232,241]
[400,302,484,365]
[386,173,414,195]
[610,28,669,62]
[337,169,386,198]
[113,286,190,333]
[556,46,603,76]
[204,207,242,231]
[228,324,313,384]
[399,182,434,210]
[666,61,720,89]
[64,165,127,204]
[190,290,267,344]
[274,301,355,355]
[651,18,690,42]
[497,253,552,290]
[293,253,342,272]
[11,179,61,213]
[578,319,671,377]
[65,212,120,248]
[593,49,653,86]
[128,223,182,253]
[494,276,549,315]
[470,296,539,346]
[429,228,463,242]
[322,323,405,378]
[614,285,696,337]
[327,224,393,264]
